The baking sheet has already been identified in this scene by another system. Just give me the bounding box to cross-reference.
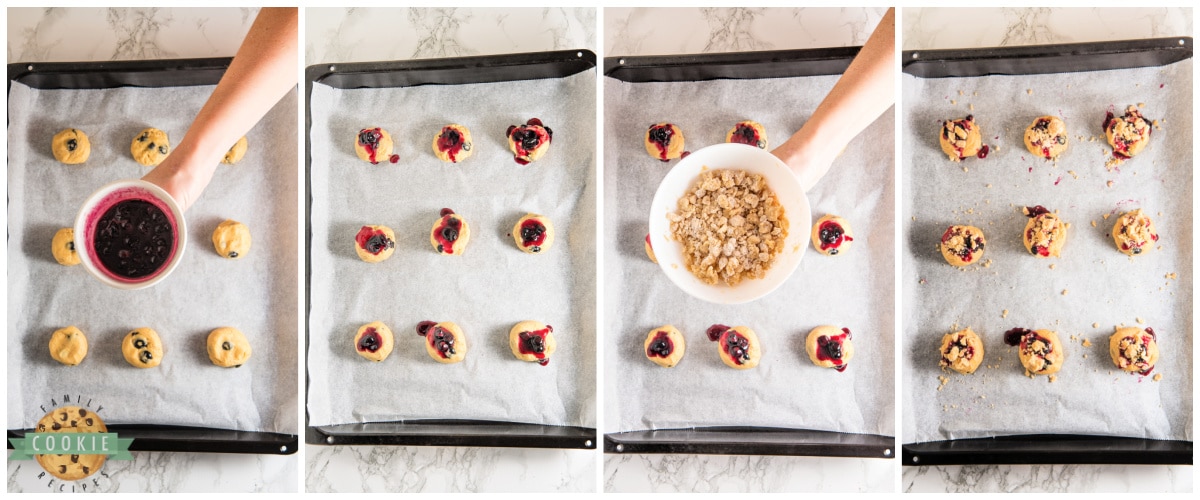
[306,70,597,428]
[603,75,895,436]
[901,59,1193,444]
[7,82,299,434]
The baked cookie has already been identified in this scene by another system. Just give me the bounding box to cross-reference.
[355,127,395,164]
[1022,205,1066,258]
[513,214,555,254]
[354,225,396,263]
[805,325,854,372]
[1104,105,1152,159]
[706,324,761,370]
[811,214,854,256]
[354,321,394,362]
[222,136,249,164]
[416,321,467,364]
[726,120,768,149]
[432,124,473,163]
[506,118,553,164]
[644,123,685,161]
[939,225,986,266]
[1112,209,1158,256]
[34,406,107,481]
[1109,326,1158,375]
[644,325,685,368]
[49,326,88,366]
[1003,328,1063,376]
[51,128,90,164]
[430,208,470,255]
[51,227,81,266]
[644,234,657,263]
[122,327,164,368]
[1023,116,1068,159]
[130,128,170,167]
[212,220,251,259]
[939,328,983,374]
[206,327,252,368]
[509,320,556,366]
[938,115,982,161]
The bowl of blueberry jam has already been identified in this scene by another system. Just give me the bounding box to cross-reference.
[74,179,186,289]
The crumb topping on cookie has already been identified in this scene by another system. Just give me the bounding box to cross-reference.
[1023,206,1063,257]
[1114,209,1158,254]
[1026,117,1068,158]
[940,330,977,372]
[1104,105,1151,159]
[941,115,976,160]
[940,225,984,263]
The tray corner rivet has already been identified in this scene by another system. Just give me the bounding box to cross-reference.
[27,64,33,71]
[585,440,593,447]
[884,448,892,457]
[618,59,626,65]
[912,455,920,463]
[577,51,583,58]
[911,53,919,60]
[326,436,334,444]
[1180,39,1186,46]
[329,65,336,72]
[280,445,288,453]
[615,444,624,452]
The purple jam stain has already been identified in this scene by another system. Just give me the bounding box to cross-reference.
[92,199,173,280]
[680,151,691,159]
[976,144,989,159]
[818,220,853,254]
[508,118,552,164]
[647,124,674,160]
[1144,327,1156,340]
[729,122,764,149]
[519,219,547,250]
[433,212,462,254]
[388,154,400,164]
[646,331,673,359]
[706,324,730,342]
[1025,205,1050,217]
[518,325,553,366]
[358,128,384,164]
[436,127,466,163]
[355,226,394,255]
[416,321,437,336]
[427,325,456,358]
[357,327,383,353]
[816,327,852,371]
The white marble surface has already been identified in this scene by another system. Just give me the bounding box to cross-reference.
[905,464,1192,493]
[605,454,892,493]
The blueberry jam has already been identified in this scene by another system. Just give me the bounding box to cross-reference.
[92,199,174,280]
[417,321,457,359]
[647,124,674,161]
[520,219,547,251]
[1145,327,1156,340]
[646,331,673,359]
[66,138,78,151]
[1024,205,1050,217]
[707,324,751,365]
[818,220,853,254]
[517,325,553,366]
[705,324,729,342]
[817,327,852,372]
[436,127,469,163]
[355,226,394,255]
[357,327,383,353]
[729,122,765,149]
[358,128,384,164]
[433,209,462,254]
[508,118,552,165]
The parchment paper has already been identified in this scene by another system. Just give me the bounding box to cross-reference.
[7,83,299,434]
[902,60,1193,444]
[603,75,895,435]
[306,70,597,428]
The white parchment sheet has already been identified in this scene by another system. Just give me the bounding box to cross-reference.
[604,75,896,435]
[7,83,299,434]
[306,70,597,428]
[902,60,1193,444]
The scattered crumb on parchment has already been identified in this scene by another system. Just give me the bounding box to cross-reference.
[912,216,917,221]
[937,375,949,391]
[1154,374,1163,382]
[1049,263,1056,270]
[1049,375,1057,383]
[980,395,986,400]
[963,166,968,172]
[951,100,957,105]
[919,278,927,285]
[1026,89,1033,95]
[1082,339,1092,347]
[1103,213,1112,220]
[1062,289,1069,295]
[1068,170,1078,179]
[983,259,993,268]
[1091,220,1097,227]
[1136,317,1145,324]
[1002,309,1008,318]
[959,90,964,96]
[1166,272,1177,280]
[1106,180,1115,187]
[1092,322,1100,328]
[1083,354,1088,359]
[969,103,975,111]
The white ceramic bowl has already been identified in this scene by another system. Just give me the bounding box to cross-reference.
[74,179,187,290]
[648,143,811,304]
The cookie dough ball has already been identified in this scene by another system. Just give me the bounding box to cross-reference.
[507,118,553,164]
[645,123,685,161]
[509,320,556,366]
[1022,206,1066,258]
[122,327,164,368]
[354,321,394,362]
[416,321,467,364]
[644,234,657,263]
[1023,116,1068,159]
[212,219,251,259]
[706,324,761,370]
[1112,209,1158,256]
[513,213,555,254]
[938,115,982,161]
[206,327,252,368]
[34,406,106,481]
[726,120,768,149]
[51,227,81,266]
[432,124,473,163]
[1105,105,1152,159]
[811,214,854,256]
[51,128,90,164]
[939,328,984,374]
[354,225,396,263]
[49,326,88,366]
[1003,328,1064,376]
[222,136,249,164]
[355,127,394,164]
[644,325,685,368]
[130,127,170,167]
[939,225,986,266]
[430,209,470,255]
[1109,326,1159,375]
[805,325,854,372]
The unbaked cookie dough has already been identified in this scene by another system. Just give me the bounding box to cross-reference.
[355,127,394,164]
[645,123,685,161]
[1004,328,1063,376]
[512,214,555,254]
[49,325,88,366]
[212,220,251,259]
[939,115,983,161]
[506,118,553,164]
[726,120,768,149]
[222,136,249,164]
[122,327,164,368]
[706,324,761,370]
[805,325,854,372]
[509,320,556,366]
[1109,326,1159,375]
[355,225,396,263]
[644,233,657,263]
[432,124,473,163]
[1022,206,1066,258]
[811,214,854,256]
[206,327,252,368]
[939,328,983,374]
[416,321,467,364]
[1023,116,1068,159]
[1105,105,1152,159]
[131,128,170,167]
[354,321,394,362]
[34,406,107,481]
[51,227,81,266]
[1112,209,1158,256]
[430,208,470,255]
[939,225,986,266]
[51,128,90,164]
[644,325,685,368]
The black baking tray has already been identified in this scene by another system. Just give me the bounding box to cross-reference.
[901,38,1193,466]
[6,57,298,456]
[604,47,893,458]
[304,50,597,450]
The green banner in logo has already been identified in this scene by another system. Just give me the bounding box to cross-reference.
[9,433,133,460]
